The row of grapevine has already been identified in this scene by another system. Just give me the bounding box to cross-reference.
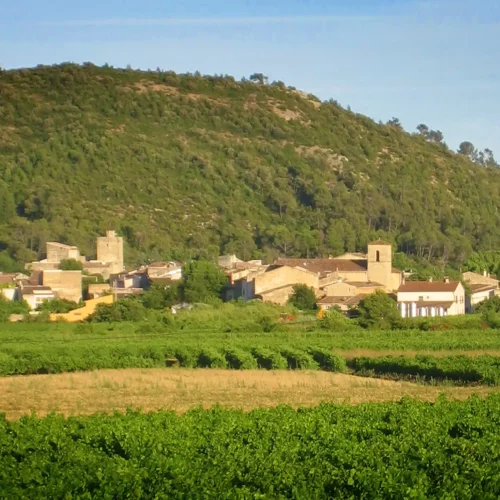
[0,343,347,375]
[352,354,500,385]
[2,396,500,498]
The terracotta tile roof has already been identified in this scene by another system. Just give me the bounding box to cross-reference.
[317,294,365,307]
[469,284,497,293]
[398,281,461,293]
[317,296,350,305]
[275,258,368,276]
[0,275,16,284]
[344,294,365,306]
[344,281,385,288]
[20,286,53,297]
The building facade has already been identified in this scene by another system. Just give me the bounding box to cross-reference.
[97,231,124,275]
[397,279,465,317]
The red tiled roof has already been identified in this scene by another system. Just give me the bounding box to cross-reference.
[344,281,385,288]
[469,284,497,293]
[275,258,368,276]
[0,275,16,284]
[398,281,460,293]
[275,258,401,278]
[317,294,365,307]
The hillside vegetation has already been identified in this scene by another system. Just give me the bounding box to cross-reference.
[0,63,499,268]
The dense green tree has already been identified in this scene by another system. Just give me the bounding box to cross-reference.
[288,284,317,311]
[37,298,80,313]
[181,261,228,304]
[88,298,146,322]
[142,283,181,310]
[356,291,399,329]
[60,259,84,271]
[0,63,498,272]
[0,295,30,322]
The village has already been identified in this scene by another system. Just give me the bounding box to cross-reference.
[0,232,497,322]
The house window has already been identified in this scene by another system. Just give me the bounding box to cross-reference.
[376,250,380,262]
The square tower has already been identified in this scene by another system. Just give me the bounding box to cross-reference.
[97,231,124,275]
[367,240,393,289]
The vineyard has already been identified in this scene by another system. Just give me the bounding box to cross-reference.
[1,396,500,498]
[2,323,500,385]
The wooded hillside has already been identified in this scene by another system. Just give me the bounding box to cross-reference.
[0,63,498,269]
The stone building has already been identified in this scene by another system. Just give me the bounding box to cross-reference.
[224,241,403,307]
[97,231,124,276]
[27,230,124,280]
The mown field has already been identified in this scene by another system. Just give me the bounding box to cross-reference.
[2,396,500,499]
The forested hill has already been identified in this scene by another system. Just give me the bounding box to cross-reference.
[0,63,499,269]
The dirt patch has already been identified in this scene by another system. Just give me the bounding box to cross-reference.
[132,81,179,95]
[268,99,306,122]
[244,94,260,111]
[290,89,322,109]
[0,368,496,420]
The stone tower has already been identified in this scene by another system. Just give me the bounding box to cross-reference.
[97,230,124,275]
[367,240,393,290]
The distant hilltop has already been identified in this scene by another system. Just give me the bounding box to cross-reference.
[0,63,499,271]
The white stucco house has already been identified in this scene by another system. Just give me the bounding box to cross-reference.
[397,278,465,318]
[467,284,498,312]
[19,286,56,310]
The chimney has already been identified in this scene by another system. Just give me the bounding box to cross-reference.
[428,277,433,283]
[444,276,450,283]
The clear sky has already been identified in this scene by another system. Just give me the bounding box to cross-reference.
[2,0,499,153]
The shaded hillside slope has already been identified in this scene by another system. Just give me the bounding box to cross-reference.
[0,63,498,268]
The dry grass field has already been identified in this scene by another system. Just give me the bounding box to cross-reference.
[1,368,498,420]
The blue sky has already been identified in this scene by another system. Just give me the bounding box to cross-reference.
[2,0,499,153]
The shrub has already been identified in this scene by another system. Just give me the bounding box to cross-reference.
[224,348,258,370]
[251,348,288,370]
[88,299,147,322]
[309,349,347,372]
[60,259,84,271]
[280,348,319,370]
[197,348,228,368]
[357,291,399,329]
[288,285,317,311]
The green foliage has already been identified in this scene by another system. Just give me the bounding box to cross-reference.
[3,319,500,375]
[0,64,499,269]
[308,348,347,372]
[59,258,84,271]
[37,298,80,313]
[475,296,500,328]
[356,291,399,329]
[141,283,181,310]
[464,251,500,278]
[475,296,500,315]
[320,307,359,331]
[88,298,147,322]
[180,260,228,303]
[3,398,500,497]
[287,284,317,310]
[353,354,500,385]
[0,295,30,322]
[224,348,258,369]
